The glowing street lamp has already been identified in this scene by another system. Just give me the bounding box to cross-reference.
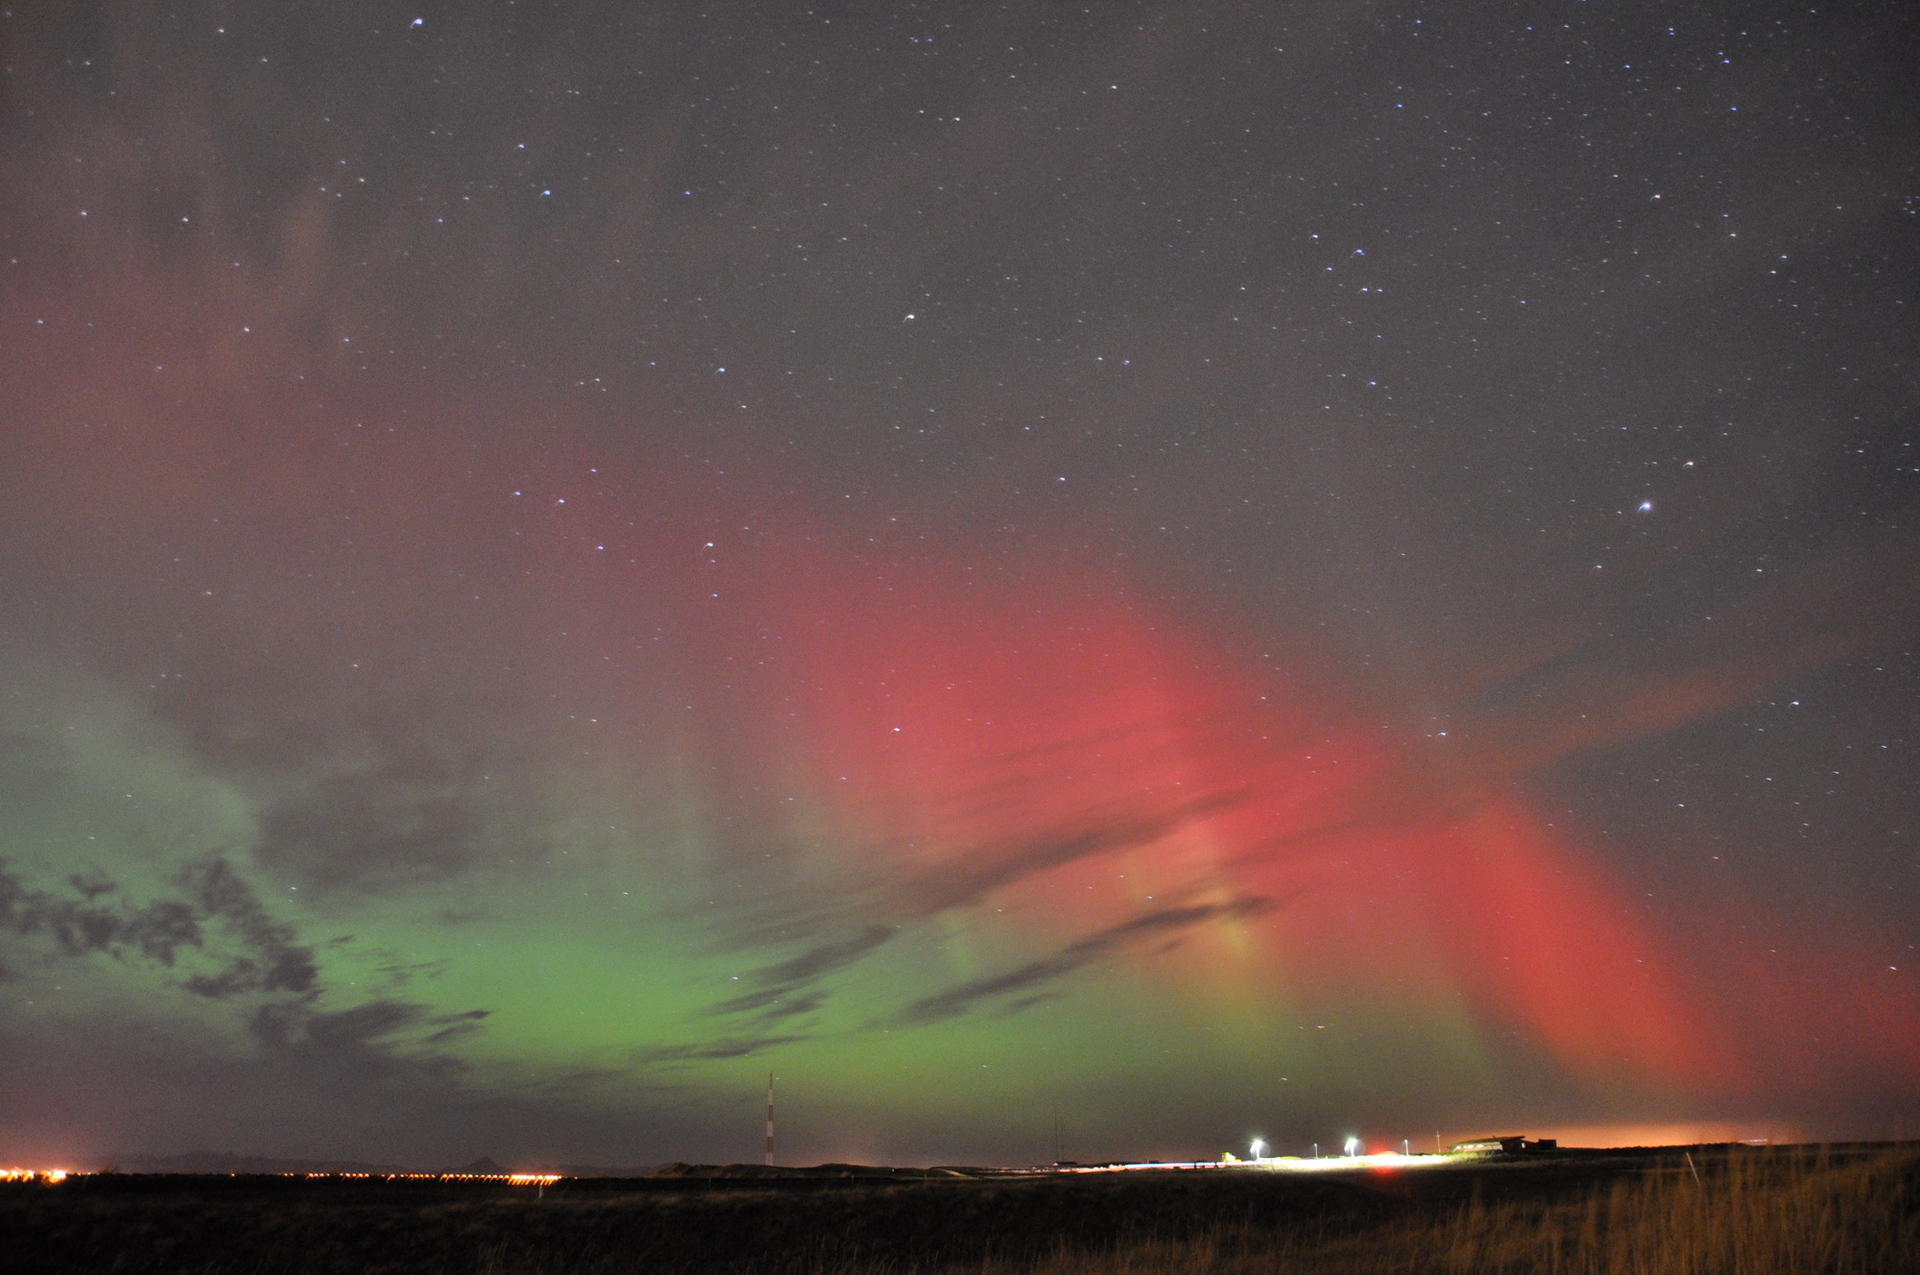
[1249,1138,1268,1161]
[1343,1136,1361,1158]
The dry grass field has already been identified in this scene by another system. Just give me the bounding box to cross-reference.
[982,1145,1919,1275]
[3,1143,1913,1274]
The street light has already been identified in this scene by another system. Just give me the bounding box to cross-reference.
[1249,1138,1267,1161]
[1343,1136,1361,1158]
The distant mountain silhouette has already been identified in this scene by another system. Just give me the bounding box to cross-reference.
[547,1163,671,1178]
[650,1162,983,1179]
[449,1157,508,1175]
[113,1150,412,1175]
[106,1150,671,1177]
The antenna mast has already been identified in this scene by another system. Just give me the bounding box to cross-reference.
[764,1072,775,1167]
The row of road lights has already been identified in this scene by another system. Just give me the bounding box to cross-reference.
[1248,1136,1403,1160]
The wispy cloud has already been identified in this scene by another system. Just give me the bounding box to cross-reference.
[632,1035,807,1065]
[706,925,896,1020]
[883,896,1275,1027]
[887,791,1247,919]
[0,853,317,998]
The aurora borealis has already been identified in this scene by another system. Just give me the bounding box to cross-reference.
[1,2,1915,1169]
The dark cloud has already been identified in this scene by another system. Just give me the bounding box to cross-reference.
[885,897,1276,1028]
[374,956,451,987]
[889,792,1248,920]
[632,1036,807,1066]
[169,670,557,897]
[740,992,826,1025]
[708,926,895,1018]
[0,855,492,1070]
[1456,527,1920,766]
[707,788,1254,1019]
[244,997,489,1097]
[425,1009,492,1046]
[0,1007,741,1170]
[0,854,501,1090]
[255,772,492,894]
[0,858,211,974]
[177,857,319,998]
[741,926,899,988]
[301,999,430,1047]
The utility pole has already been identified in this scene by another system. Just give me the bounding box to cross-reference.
[764,1072,775,1167]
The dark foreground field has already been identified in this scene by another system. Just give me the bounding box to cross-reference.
[4,1144,1915,1274]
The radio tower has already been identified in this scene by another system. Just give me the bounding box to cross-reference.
[764,1072,775,1167]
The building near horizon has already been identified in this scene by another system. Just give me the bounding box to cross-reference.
[1449,1136,1557,1155]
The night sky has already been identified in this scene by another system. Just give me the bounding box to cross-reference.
[1,1,1915,1170]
